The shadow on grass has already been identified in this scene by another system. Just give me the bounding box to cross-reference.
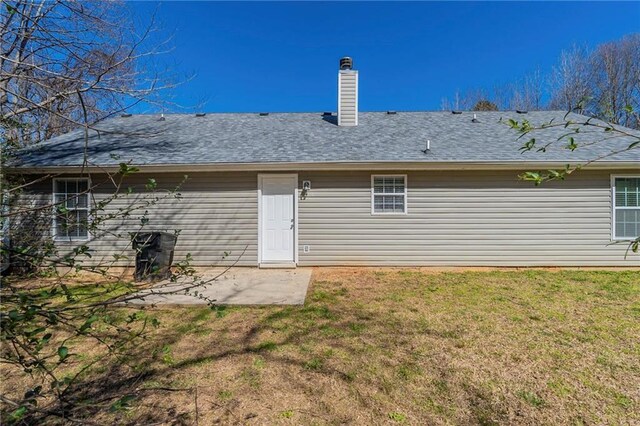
[13,269,639,425]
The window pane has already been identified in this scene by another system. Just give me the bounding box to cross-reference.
[374,178,384,193]
[373,194,405,213]
[65,194,88,209]
[616,178,640,207]
[62,210,83,238]
[77,180,88,193]
[374,177,405,193]
[393,178,404,193]
[393,195,405,212]
[77,210,89,237]
[76,193,89,209]
[386,195,396,211]
[615,209,640,239]
[55,181,66,193]
[56,214,70,237]
[70,215,80,237]
[375,177,389,193]
[66,194,89,209]
[55,218,66,237]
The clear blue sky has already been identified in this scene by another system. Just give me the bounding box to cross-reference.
[130,1,640,113]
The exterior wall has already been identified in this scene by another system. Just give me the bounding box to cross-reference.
[7,175,55,272]
[20,172,259,267]
[15,169,639,268]
[296,169,637,266]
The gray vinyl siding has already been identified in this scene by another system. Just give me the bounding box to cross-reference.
[8,177,54,272]
[15,169,639,268]
[21,172,258,267]
[296,170,637,266]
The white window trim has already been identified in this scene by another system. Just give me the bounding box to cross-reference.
[611,174,640,241]
[371,174,408,215]
[52,177,91,242]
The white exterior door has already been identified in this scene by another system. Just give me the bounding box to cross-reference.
[260,175,297,264]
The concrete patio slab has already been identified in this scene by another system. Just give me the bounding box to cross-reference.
[125,267,312,306]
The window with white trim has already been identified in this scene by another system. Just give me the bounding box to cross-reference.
[372,175,407,214]
[53,178,90,240]
[613,176,640,240]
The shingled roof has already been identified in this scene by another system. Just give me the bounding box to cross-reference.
[12,110,640,168]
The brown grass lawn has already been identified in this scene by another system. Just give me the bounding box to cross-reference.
[2,268,640,425]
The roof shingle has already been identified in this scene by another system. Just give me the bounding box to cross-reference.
[12,111,640,167]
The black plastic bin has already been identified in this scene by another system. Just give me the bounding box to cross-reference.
[131,232,177,281]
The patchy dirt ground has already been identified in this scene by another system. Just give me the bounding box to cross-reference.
[2,268,639,425]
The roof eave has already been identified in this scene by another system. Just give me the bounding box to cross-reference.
[6,160,640,174]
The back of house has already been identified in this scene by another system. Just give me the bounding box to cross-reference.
[8,59,640,268]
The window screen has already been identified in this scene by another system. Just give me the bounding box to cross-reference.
[613,177,640,239]
[372,176,406,214]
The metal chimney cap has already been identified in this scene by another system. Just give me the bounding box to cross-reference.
[339,57,353,70]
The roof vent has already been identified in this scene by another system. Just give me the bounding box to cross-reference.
[259,112,269,116]
[158,113,165,121]
[471,113,479,123]
[422,139,431,154]
[322,112,333,116]
[516,110,528,114]
[451,110,462,115]
[339,57,353,70]
[386,110,397,115]
[121,113,132,118]
[195,113,206,117]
